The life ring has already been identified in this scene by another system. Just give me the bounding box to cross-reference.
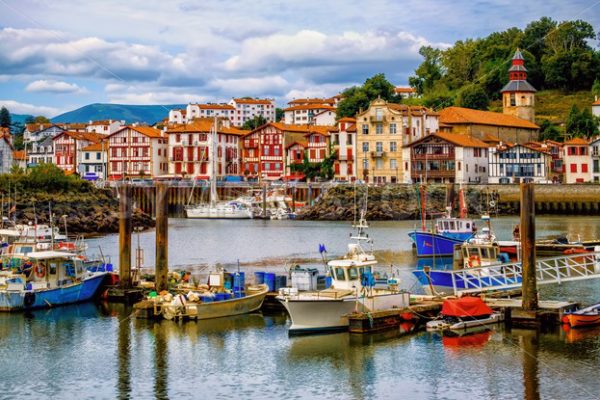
[34,264,46,279]
[461,207,468,215]
[489,200,496,207]
[468,255,481,268]
[24,292,36,308]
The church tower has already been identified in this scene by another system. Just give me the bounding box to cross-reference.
[501,49,536,123]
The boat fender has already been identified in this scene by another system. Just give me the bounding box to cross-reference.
[24,292,35,308]
[34,264,46,279]
[468,255,481,268]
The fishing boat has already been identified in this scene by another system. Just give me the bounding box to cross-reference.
[185,118,253,219]
[409,185,476,257]
[0,251,108,311]
[277,209,409,334]
[562,303,600,328]
[426,297,503,331]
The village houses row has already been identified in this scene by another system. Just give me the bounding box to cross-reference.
[6,50,600,184]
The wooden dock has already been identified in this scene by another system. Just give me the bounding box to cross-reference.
[348,301,442,333]
[484,298,579,327]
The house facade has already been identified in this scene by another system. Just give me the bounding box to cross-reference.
[563,137,591,183]
[79,143,108,179]
[86,120,124,134]
[355,98,439,184]
[590,138,600,182]
[24,124,65,143]
[27,136,54,167]
[228,98,276,127]
[329,118,356,181]
[242,123,329,180]
[283,104,336,125]
[488,144,550,184]
[107,126,168,179]
[0,128,13,174]
[52,131,103,173]
[166,118,246,178]
[402,132,489,184]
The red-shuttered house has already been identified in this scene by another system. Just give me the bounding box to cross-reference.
[242,123,330,181]
[329,117,357,180]
[167,118,247,178]
[53,131,104,173]
[106,126,168,180]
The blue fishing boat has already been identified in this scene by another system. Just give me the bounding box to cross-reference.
[410,186,475,257]
[0,251,108,311]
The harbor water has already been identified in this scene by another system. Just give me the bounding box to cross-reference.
[1,216,599,399]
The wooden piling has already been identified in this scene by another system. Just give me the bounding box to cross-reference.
[262,184,267,217]
[520,183,538,311]
[155,183,169,293]
[118,184,132,289]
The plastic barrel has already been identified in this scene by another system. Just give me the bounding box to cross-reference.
[224,273,233,290]
[265,273,276,292]
[254,271,265,285]
[233,272,245,292]
[325,276,333,289]
[215,293,231,301]
[234,291,245,298]
[201,296,213,303]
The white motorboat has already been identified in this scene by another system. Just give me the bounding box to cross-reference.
[277,210,409,334]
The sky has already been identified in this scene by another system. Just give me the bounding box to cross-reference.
[0,0,599,117]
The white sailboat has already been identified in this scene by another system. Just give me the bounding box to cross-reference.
[185,118,253,219]
[277,207,409,334]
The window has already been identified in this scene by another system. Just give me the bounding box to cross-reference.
[376,159,383,169]
[376,124,383,134]
[85,153,90,160]
[390,123,397,134]
[96,152,101,160]
[582,163,588,173]
[390,159,397,169]
[362,142,369,152]
[335,267,345,281]
[362,124,369,135]
[510,93,516,106]
[376,142,383,152]
[347,134,353,145]
[570,164,577,173]
[363,159,369,169]
[348,267,358,280]
[390,141,397,152]
[375,108,383,121]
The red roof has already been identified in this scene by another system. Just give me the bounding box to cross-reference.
[592,98,600,106]
[13,150,25,161]
[232,98,273,105]
[283,104,336,112]
[395,87,416,94]
[441,297,493,318]
[440,106,539,129]
[564,137,589,145]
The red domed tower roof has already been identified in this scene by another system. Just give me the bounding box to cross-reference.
[501,49,536,93]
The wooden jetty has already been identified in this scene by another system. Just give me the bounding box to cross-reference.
[348,300,442,334]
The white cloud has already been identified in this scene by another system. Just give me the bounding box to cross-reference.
[209,76,289,96]
[25,79,87,94]
[107,89,204,105]
[0,100,62,117]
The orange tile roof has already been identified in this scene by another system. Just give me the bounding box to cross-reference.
[269,122,331,136]
[89,120,119,125]
[395,87,416,94]
[13,150,25,160]
[564,137,590,145]
[283,104,336,112]
[407,132,490,148]
[346,123,357,133]
[0,127,10,137]
[287,98,335,105]
[26,123,55,132]
[129,126,165,139]
[286,141,307,150]
[338,117,356,123]
[440,107,539,129]
[194,104,235,110]
[232,98,273,105]
[167,118,248,136]
[82,143,105,152]
[593,98,600,105]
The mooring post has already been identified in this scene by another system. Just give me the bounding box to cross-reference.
[119,183,132,289]
[291,186,296,213]
[308,183,313,207]
[521,182,538,311]
[262,184,267,218]
[155,183,169,292]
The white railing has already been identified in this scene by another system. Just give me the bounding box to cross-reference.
[451,252,600,295]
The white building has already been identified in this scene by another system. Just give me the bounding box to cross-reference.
[24,124,64,143]
[0,127,13,173]
[329,118,357,180]
[228,98,276,127]
[79,142,108,179]
[283,104,336,125]
[402,132,489,184]
[563,137,591,184]
[488,144,550,184]
[107,126,168,180]
[86,120,125,135]
[27,136,54,166]
[590,137,600,183]
[395,87,417,99]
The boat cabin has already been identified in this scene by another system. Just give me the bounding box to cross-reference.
[453,242,500,269]
[435,218,474,235]
[327,243,377,291]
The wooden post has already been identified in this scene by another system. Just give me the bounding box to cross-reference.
[262,184,267,218]
[119,184,132,289]
[308,184,313,207]
[520,182,538,311]
[291,186,296,212]
[155,183,169,292]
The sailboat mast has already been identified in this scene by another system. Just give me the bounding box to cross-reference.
[210,116,218,207]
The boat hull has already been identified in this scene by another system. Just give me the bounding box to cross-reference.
[413,269,522,296]
[564,313,600,328]
[163,285,268,320]
[278,291,410,334]
[185,208,253,219]
[0,272,107,312]
[409,231,468,257]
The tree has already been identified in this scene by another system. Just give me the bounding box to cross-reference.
[275,108,284,122]
[289,147,337,181]
[538,119,562,141]
[336,73,396,118]
[592,79,600,98]
[0,106,11,128]
[566,104,599,138]
[32,116,50,124]
[241,115,267,130]
[458,85,490,110]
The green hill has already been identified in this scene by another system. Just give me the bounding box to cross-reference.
[490,90,595,127]
[51,103,185,124]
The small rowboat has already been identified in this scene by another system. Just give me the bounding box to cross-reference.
[562,303,600,328]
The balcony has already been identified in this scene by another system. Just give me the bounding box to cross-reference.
[412,151,455,160]
[370,151,386,158]
[411,169,454,179]
[369,116,387,123]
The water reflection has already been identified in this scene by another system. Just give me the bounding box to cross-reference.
[517,329,541,400]
[117,308,131,400]
[153,322,168,400]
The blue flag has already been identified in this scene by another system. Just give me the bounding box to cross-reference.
[318,243,327,254]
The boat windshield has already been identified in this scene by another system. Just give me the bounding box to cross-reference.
[359,266,372,275]
[334,267,345,281]
[348,267,359,281]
